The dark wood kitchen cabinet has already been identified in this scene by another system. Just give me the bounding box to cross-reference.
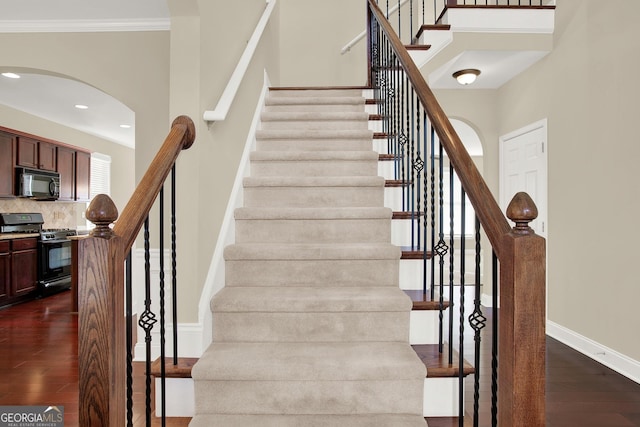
[10,238,38,297]
[17,137,57,171]
[57,146,76,201]
[0,132,14,198]
[75,150,91,202]
[0,241,10,302]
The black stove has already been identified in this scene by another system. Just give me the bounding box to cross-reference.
[40,228,78,242]
[0,212,44,234]
[1,213,76,293]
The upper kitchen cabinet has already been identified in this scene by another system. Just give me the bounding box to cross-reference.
[17,137,57,171]
[57,146,76,201]
[0,132,15,198]
[75,150,91,202]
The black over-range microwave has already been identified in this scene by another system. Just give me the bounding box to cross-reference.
[15,167,60,200]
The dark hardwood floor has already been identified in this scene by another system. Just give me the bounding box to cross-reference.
[1,290,640,426]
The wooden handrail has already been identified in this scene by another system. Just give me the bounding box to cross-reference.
[76,115,195,426]
[367,0,511,258]
[113,115,195,253]
[366,2,545,425]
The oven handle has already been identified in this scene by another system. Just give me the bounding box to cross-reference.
[40,239,72,244]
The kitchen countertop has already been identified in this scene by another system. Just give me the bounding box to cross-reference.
[0,233,40,240]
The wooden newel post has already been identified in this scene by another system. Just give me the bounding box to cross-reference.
[76,194,126,426]
[499,192,546,426]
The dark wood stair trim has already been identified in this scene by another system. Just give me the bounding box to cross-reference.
[393,211,424,219]
[150,357,198,379]
[400,246,433,260]
[385,179,411,187]
[403,289,449,311]
[415,24,451,41]
[412,344,475,378]
[406,44,432,51]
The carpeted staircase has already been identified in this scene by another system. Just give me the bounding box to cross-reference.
[190,88,427,427]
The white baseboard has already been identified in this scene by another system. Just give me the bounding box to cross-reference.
[546,320,640,385]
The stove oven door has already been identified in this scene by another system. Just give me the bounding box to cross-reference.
[38,239,72,290]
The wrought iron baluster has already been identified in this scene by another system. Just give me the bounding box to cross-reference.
[469,216,486,427]
[159,186,167,426]
[429,125,436,301]
[492,251,499,427]
[448,165,455,365]
[435,141,448,352]
[458,186,466,426]
[126,251,133,427]
[410,0,414,44]
[139,217,157,427]
[171,165,178,365]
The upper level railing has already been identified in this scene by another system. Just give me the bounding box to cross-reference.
[74,116,195,426]
[367,0,545,425]
[344,0,554,53]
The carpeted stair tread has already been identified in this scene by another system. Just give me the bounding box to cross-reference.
[224,242,401,261]
[192,342,425,381]
[268,88,366,97]
[189,414,428,427]
[212,286,412,313]
[265,96,365,106]
[261,111,370,122]
[256,129,373,140]
[243,176,385,188]
[250,150,378,161]
[234,206,392,220]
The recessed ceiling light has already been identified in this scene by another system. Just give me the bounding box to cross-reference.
[2,72,20,79]
[119,124,131,129]
[75,104,89,110]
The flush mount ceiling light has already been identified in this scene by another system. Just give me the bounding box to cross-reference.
[452,69,481,85]
[74,104,89,110]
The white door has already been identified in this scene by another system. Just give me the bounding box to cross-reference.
[499,119,548,238]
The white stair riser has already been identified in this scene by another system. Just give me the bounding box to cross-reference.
[244,186,384,208]
[423,378,463,417]
[235,218,391,244]
[225,259,399,287]
[391,219,424,247]
[385,187,404,211]
[378,159,396,180]
[194,379,424,415]
[256,138,373,152]
[155,378,194,417]
[409,310,440,345]
[399,259,427,291]
[369,119,383,133]
[213,312,410,342]
[251,160,378,177]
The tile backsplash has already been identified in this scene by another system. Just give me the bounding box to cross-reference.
[0,198,86,229]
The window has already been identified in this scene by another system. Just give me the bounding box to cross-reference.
[90,152,111,199]
[85,153,111,230]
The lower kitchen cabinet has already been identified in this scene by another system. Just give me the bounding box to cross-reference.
[0,242,10,301]
[0,238,39,307]
[11,238,38,296]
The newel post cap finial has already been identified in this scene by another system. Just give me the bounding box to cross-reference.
[86,194,119,238]
[506,192,538,235]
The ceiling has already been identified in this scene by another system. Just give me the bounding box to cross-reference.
[0,0,170,149]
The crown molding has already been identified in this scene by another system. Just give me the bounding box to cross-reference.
[0,18,170,33]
